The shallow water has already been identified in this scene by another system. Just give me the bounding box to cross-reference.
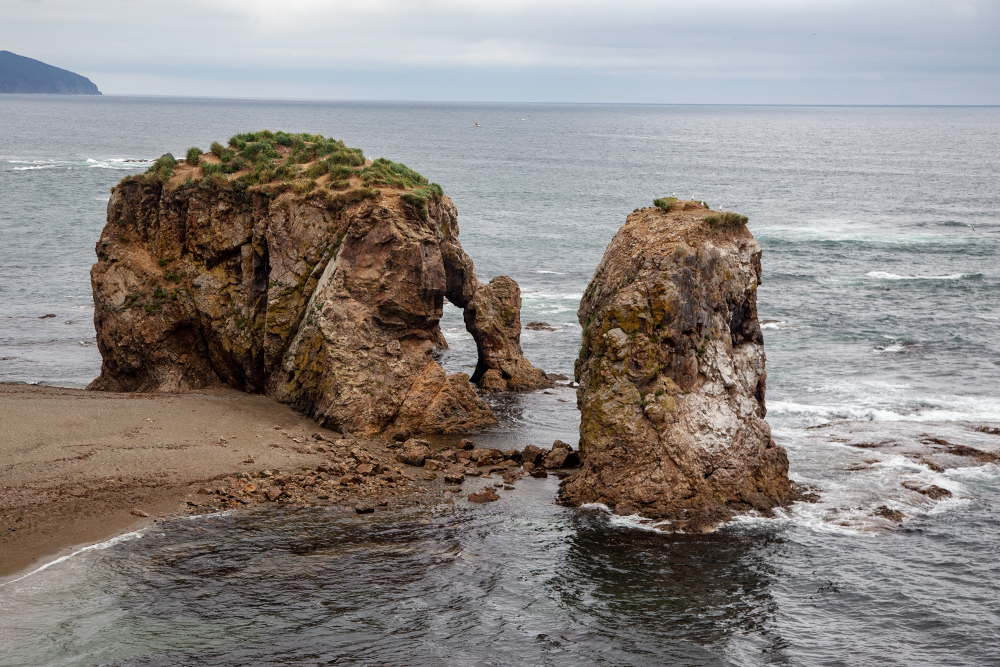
[1,97,999,665]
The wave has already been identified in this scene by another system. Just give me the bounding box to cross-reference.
[0,528,146,588]
[521,292,583,301]
[760,320,791,330]
[768,397,1000,423]
[871,342,914,354]
[535,270,564,275]
[866,271,971,281]
[7,157,151,172]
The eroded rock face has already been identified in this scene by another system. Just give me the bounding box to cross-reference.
[89,143,545,436]
[558,202,792,531]
[461,276,553,392]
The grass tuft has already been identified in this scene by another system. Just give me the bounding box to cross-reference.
[147,154,178,180]
[186,147,203,166]
[704,211,749,229]
[653,197,678,212]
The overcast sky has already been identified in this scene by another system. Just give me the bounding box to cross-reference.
[4,0,999,103]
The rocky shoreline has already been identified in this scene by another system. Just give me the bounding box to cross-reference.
[0,383,581,578]
[181,435,582,515]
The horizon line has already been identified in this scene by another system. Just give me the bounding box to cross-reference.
[1,93,998,108]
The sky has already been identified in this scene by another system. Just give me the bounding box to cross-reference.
[3,0,999,104]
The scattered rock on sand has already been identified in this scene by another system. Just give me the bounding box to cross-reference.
[395,439,431,467]
[130,508,149,517]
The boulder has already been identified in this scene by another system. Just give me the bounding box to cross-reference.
[544,447,581,469]
[521,445,545,466]
[558,202,793,531]
[87,132,547,436]
[395,439,431,467]
[468,488,500,503]
[544,448,569,469]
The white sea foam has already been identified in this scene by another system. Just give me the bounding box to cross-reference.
[0,528,146,589]
[521,292,583,301]
[579,503,676,533]
[768,396,1000,423]
[535,270,564,274]
[947,463,1000,484]
[760,320,790,330]
[866,271,968,281]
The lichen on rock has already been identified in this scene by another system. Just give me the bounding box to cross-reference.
[558,200,793,532]
[89,131,547,436]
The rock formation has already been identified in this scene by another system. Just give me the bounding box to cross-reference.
[461,276,553,392]
[558,200,793,531]
[89,131,548,436]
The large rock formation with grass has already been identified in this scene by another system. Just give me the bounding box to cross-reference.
[558,199,793,531]
[88,131,549,436]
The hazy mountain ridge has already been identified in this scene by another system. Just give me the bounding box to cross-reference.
[0,50,101,94]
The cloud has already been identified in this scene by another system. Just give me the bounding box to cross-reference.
[3,0,998,102]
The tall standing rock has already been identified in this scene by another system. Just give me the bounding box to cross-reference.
[559,201,792,531]
[461,276,553,392]
[88,132,547,436]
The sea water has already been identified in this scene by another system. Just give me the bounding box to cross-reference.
[0,97,998,665]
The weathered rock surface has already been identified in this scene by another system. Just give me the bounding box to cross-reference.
[461,276,554,392]
[558,202,792,531]
[89,132,548,436]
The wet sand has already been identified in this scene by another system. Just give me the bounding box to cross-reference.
[0,383,339,577]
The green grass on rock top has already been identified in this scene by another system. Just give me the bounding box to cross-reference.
[139,130,443,214]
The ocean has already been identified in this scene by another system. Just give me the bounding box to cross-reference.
[1,96,998,666]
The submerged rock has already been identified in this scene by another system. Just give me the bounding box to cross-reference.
[88,131,548,436]
[558,201,792,531]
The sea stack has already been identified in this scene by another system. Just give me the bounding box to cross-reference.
[558,199,792,531]
[88,131,550,436]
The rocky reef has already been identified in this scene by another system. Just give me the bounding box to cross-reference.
[89,131,550,436]
[558,200,793,531]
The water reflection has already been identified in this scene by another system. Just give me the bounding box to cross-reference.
[0,492,778,667]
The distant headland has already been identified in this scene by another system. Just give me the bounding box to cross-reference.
[0,50,101,95]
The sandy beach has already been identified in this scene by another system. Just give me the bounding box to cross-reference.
[0,383,352,577]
